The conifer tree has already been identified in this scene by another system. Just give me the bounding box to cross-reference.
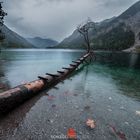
[0,2,7,51]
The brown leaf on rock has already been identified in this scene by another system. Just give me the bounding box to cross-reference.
[86,119,96,129]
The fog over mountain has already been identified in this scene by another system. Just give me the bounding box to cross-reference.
[3,0,138,41]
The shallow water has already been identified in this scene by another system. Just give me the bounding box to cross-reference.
[0,49,140,140]
[0,49,83,88]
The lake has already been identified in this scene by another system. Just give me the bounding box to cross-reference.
[0,49,140,140]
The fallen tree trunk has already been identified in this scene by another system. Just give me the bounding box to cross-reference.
[0,52,91,114]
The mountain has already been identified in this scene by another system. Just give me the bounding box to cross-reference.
[0,25,34,48]
[26,37,58,48]
[58,1,140,52]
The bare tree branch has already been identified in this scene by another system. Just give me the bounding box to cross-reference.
[77,18,96,53]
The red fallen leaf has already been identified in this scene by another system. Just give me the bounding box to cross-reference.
[86,119,96,129]
[47,95,55,100]
[67,128,77,139]
[109,125,127,140]
[117,131,127,140]
[109,125,116,134]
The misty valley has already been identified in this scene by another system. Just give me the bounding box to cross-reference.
[0,1,140,140]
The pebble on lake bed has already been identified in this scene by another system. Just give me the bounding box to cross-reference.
[107,108,112,112]
[84,106,90,110]
[136,111,140,116]
[120,106,125,110]
[124,122,129,125]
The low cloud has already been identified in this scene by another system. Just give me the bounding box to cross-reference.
[3,0,138,41]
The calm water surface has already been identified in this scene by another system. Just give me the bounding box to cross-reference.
[0,49,140,140]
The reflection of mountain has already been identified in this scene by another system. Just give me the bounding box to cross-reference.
[107,65,140,99]
[0,25,34,48]
[96,52,140,68]
[26,37,58,48]
[58,1,140,52]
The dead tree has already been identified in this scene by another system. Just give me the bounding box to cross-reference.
[77,18,96,61]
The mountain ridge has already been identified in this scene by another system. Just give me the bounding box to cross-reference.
[58,0,140,52]
[26,37,58,48]
[0,25,34,48]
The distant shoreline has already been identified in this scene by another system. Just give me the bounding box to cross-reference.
[1,48,140,54]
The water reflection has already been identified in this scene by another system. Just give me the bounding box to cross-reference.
[0,49,140,99]
[86,63,140,100]
[0,49,140,139]
[0,49,84,88]
[0,62,139,140]
[96,52,140,68]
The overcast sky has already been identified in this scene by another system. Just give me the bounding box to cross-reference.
[3,0,139,42]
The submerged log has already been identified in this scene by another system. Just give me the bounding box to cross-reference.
[38,76,48,81]
[62,67,73,70]
[57,71,65,74]
[72,60,81,64]
[46,73,59,78]
[0,52,91,114]
[70,64,77,67]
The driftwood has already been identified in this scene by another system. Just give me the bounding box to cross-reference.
[0,52,91,114]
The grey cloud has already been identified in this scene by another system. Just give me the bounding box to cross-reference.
[100,0,137,7]
[3,0,139,41]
